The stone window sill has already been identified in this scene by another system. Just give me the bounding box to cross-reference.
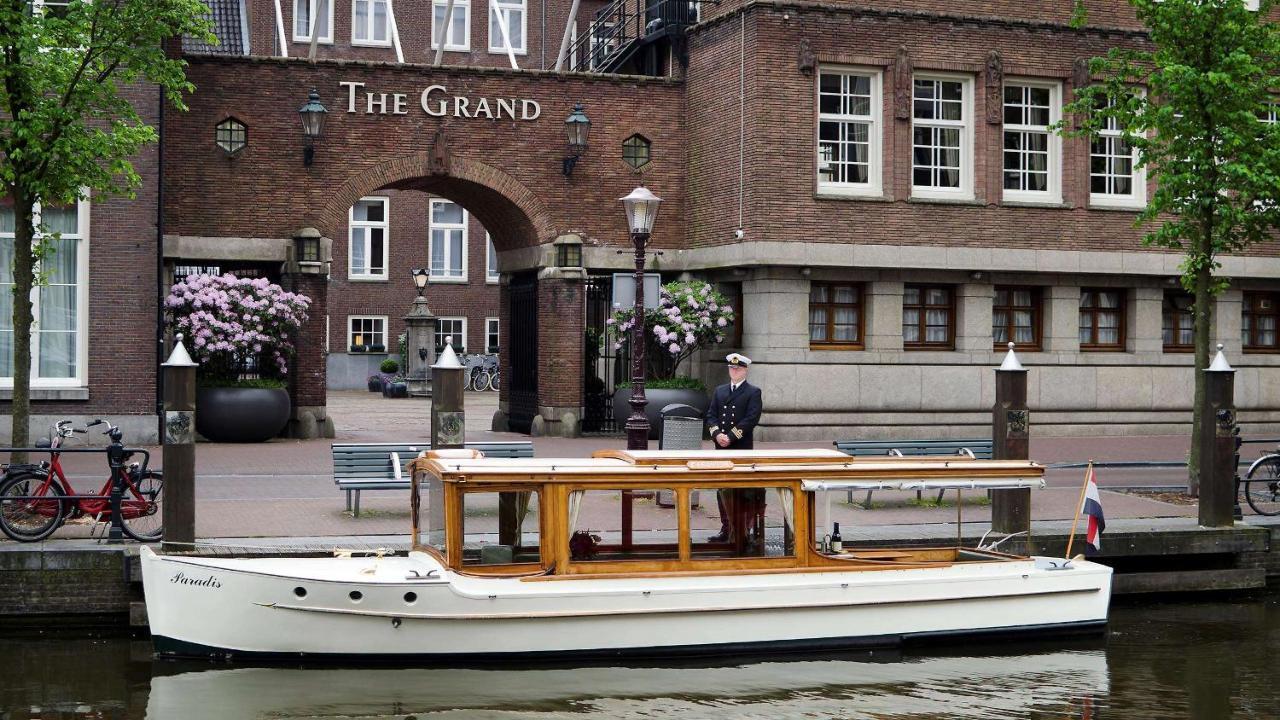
[0,387,90,401]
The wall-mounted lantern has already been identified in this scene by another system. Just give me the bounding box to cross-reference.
[298,88,328,166]
[563,103,591,176]
[293,227,323,274]
[554,236,583,267]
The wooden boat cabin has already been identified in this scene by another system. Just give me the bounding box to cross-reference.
[407,449,1045,577]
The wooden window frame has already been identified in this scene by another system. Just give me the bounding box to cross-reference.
[1079,288,1127,352]
[911,74,974,200]
[809,282,865,350]
[1243,291,1280,352]
[816,67,883,197]
[902,284,955,350]
[1162,291,1195,353]
[1001,80,1062,204]
[992,286,1042,351]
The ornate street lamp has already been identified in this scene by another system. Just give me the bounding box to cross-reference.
[620,185,662,450]
[562,103,591,177]
[411,267,430,297]
[298,88,328,166]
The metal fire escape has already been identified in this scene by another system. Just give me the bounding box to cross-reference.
[565,0,703,76]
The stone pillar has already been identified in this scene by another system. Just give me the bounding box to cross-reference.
[1132,286,1163,355]
[991,343,1031,534]
[283,235,335,439]
[431,338,466,448]
[161,337,198,551]
[1199,345,1237,528]
[864,281,905,351]
[957,283,994,352]
[1213,289,1243,357]
[1042,285,1082,353]
[403,296,437,396]
[492,273,512,432]
[532,266,585,438]
[741,270,810,359]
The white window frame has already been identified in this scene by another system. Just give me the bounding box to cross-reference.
[488,0,527,55]
[292,0,334,44]
[1261,101,1278,125]
[0,197,90,389]
[911,73,975,200]
[352,0,391,46]
[348,315,388,352]
[431,0,471,51]
[485,317,500,354]
[486,233,499,283]
[1089,90,1147,210]
[348,196,390,281]
[1002,79,1062,205]
[436,317,468,353]
[816,66,883,198]
[429,198,468,283]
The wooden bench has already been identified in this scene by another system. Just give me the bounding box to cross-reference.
[333,441,534,517]
[832,439,994,506]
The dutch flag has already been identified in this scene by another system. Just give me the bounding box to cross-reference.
[1082,465,1106,555]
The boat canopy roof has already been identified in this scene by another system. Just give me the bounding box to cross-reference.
[409,449,1044,488]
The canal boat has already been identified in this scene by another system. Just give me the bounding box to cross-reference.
[140,448,1113,661]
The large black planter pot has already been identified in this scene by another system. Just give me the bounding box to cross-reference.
[612,386,710,440]
[196,387,291,443]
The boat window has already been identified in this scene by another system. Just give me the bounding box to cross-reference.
[689,487,794,558]
[424,472,446,554]
[569,489,680,562]
[461,491,541,566]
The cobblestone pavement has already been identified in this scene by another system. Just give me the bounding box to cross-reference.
[2,389,1271,543]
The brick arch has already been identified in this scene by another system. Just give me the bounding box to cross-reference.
[317,153,556,254]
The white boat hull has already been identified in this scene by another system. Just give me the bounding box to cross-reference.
[141,547,1111,660]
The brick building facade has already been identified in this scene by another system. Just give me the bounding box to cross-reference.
[7,0,1278,442]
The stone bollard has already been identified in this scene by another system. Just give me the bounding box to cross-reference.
[1199,344,1237,528]
[991,342,1031,534]
[431,336,465,450]
[161,335,199,550]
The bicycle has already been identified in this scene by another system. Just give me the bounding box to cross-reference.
[472,355,500,392]
[1243,444,1280,516]
[0,419,163,542]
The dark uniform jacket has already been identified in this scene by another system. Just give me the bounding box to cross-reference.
[706,381,763,449]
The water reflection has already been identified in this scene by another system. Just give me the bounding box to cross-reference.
[3,594,1278,720]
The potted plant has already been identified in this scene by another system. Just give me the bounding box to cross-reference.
[609,279,735,438]
[166,273,311,442]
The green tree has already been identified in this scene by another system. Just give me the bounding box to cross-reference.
[1,0,212,453]
[1062,0,1280,493]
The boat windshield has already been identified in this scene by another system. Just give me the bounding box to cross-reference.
[424,473,446,554]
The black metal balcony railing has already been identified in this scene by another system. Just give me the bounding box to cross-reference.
[566,0,701,74]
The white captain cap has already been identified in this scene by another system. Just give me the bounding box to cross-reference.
[725,353,752,367]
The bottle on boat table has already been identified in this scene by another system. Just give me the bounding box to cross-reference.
[831,522,843,553]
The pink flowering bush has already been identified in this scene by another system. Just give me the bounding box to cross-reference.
[165,274,311,384]
[609,279,734,381]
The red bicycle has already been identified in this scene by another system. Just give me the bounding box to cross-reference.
[0,419,163,542]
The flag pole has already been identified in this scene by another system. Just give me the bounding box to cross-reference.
[1065,460,1093,559]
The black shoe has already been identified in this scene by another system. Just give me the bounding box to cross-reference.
[707,531,730,543]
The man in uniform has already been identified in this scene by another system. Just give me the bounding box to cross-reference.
[705,353,763,542]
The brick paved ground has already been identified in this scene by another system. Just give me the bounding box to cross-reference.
[4,389,1274,544]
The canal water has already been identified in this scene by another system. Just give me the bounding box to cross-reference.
[2,594,1277,719]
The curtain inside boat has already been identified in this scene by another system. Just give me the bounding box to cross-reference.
[568,490,584,533]
[772,487,794,532]
[514,491,532,546]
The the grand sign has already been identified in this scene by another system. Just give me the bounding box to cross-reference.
[338,81,541,120]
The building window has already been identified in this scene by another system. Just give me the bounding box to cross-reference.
[348,316,387,352]
[489,0,526,54]
[352,0,390,45]
[808,283,863,349]
[1079,289,1126,351]
[1243,292,1279,351]
[429,199,467,281]
[1090,92,1146,208]
[431,0,469,50]
[1260,101,1278,125]
[349,197,388,280]
[1162,292,1195,352]
[486,318,500,354]
[912,75,973,199]
[215,118,247,156]
[817,68,881,196]
[993,287,1041,350]
[0,198,89,386]
[589,18,619,70]
[1003,82,1061,203]
[293,0,333,43]
[486,233,499,283]
[902,285,954,350]
[436,317,466,353]
[28,0,72,18]
[623,134,651,170]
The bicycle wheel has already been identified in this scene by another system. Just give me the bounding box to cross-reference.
[0,472,65,542]
[489,370,500,391]
[118,469,163,542]
[1244,457,1280,516]
[473,370,492,393]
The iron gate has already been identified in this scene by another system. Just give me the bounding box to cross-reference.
[584,274,623,434]
[507,272,538,434]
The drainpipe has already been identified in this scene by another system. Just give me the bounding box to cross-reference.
[155,87,166,442]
